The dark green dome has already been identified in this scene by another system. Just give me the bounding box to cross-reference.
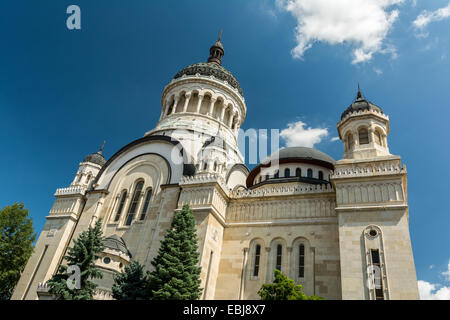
[83,152,106,166]
[262,147,335,166]
[103,235,131,258]
[173,62,243,96]
[341,88,383,120]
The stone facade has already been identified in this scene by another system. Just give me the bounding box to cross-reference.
[11,37,418,301]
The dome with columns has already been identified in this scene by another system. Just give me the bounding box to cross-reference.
[147,32,247,174]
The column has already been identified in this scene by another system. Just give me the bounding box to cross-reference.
[171,96,179,115]
[368,127,375,144]
[163,100,171,117]
[220,105,226,122]
[196,94,204,113]
[227,112,234,127]
[239,248,249,300]
[286,247,292,279]
[265,247,272,283]
[182,93,191,113]
[208,97,216,116]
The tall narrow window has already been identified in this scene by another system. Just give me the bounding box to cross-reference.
[125,181,144,226]
[284,168,290,178]
[296,168,301,177]
[370,249,384,300]
[318,171,323,180]
[359,128,369,145]
[274,170,279,179]
[307,169,313,178]
[265,174,269,181]
[139,188,152,221]
[276,244,282,271]
[253,245,261,277]
[114,191,127,222]
[298,244,305,278]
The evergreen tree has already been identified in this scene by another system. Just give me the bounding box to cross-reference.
[258,269,323,300]
[112,260,149,300]
[147,204,202,300]
[0,203,36,300]
[47,219,104,300]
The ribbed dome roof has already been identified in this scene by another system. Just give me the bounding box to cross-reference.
[173,62,243,96]
[341,88,383,120]
[83,152,106,166]
[262,147,335,166]
[103,235,131,257]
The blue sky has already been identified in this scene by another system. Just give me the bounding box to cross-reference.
[1,0,449,298]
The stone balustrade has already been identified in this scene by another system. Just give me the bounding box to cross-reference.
[332,163,406,179]
[54,186,86,197]
[232,183,334,199]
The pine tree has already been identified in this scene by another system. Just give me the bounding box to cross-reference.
[147,204,202,300]
[0,203,36,300]
[258,269,323,300]
[112,260,149,300]
[47,219,104,300]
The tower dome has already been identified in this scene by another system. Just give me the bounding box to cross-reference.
[337,86,390,159]
[147,32,247,175]
[341,86,383,120]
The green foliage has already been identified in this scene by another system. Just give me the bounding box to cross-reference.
[47,219,104,300]
[258,269,323,300]
[0,203,36,300]
[112,260,149,300]
[147,204,202,300]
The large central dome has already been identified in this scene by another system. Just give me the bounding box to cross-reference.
[173,62,243,96]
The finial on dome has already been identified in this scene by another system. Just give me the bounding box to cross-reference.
[207,30,225,65]
[98,140,106,155]
[356,83,363,100]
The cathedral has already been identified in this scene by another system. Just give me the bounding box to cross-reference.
[12,35,419,300]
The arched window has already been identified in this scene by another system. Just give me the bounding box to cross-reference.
[203,162,208,170]
[213,162,217,171]
[296,168,301,177]
[347,133,354,150]
[125,181,144,226]
[374,130,382,146]
[253,245,261,277]
[274,170,279,179]
[85,174,92,184]
[139,188,152,221]
[318,171,323,180]
[307,168,313,178]
[265,174,269,181]
[359,128,369,145]
[284,168,290,178]
[298,244,305,278]
[276,244,282,271]
[114,191,127,222]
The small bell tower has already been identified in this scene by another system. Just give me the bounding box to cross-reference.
[337,86,390,160]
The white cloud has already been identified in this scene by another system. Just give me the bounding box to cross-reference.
[374,67,383,75]
[442,259,450,282]
[413,3,450,31]
[280,121,328,148]
[276,0,403,63]
[330,136,340,142]
[418,280,450,300]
